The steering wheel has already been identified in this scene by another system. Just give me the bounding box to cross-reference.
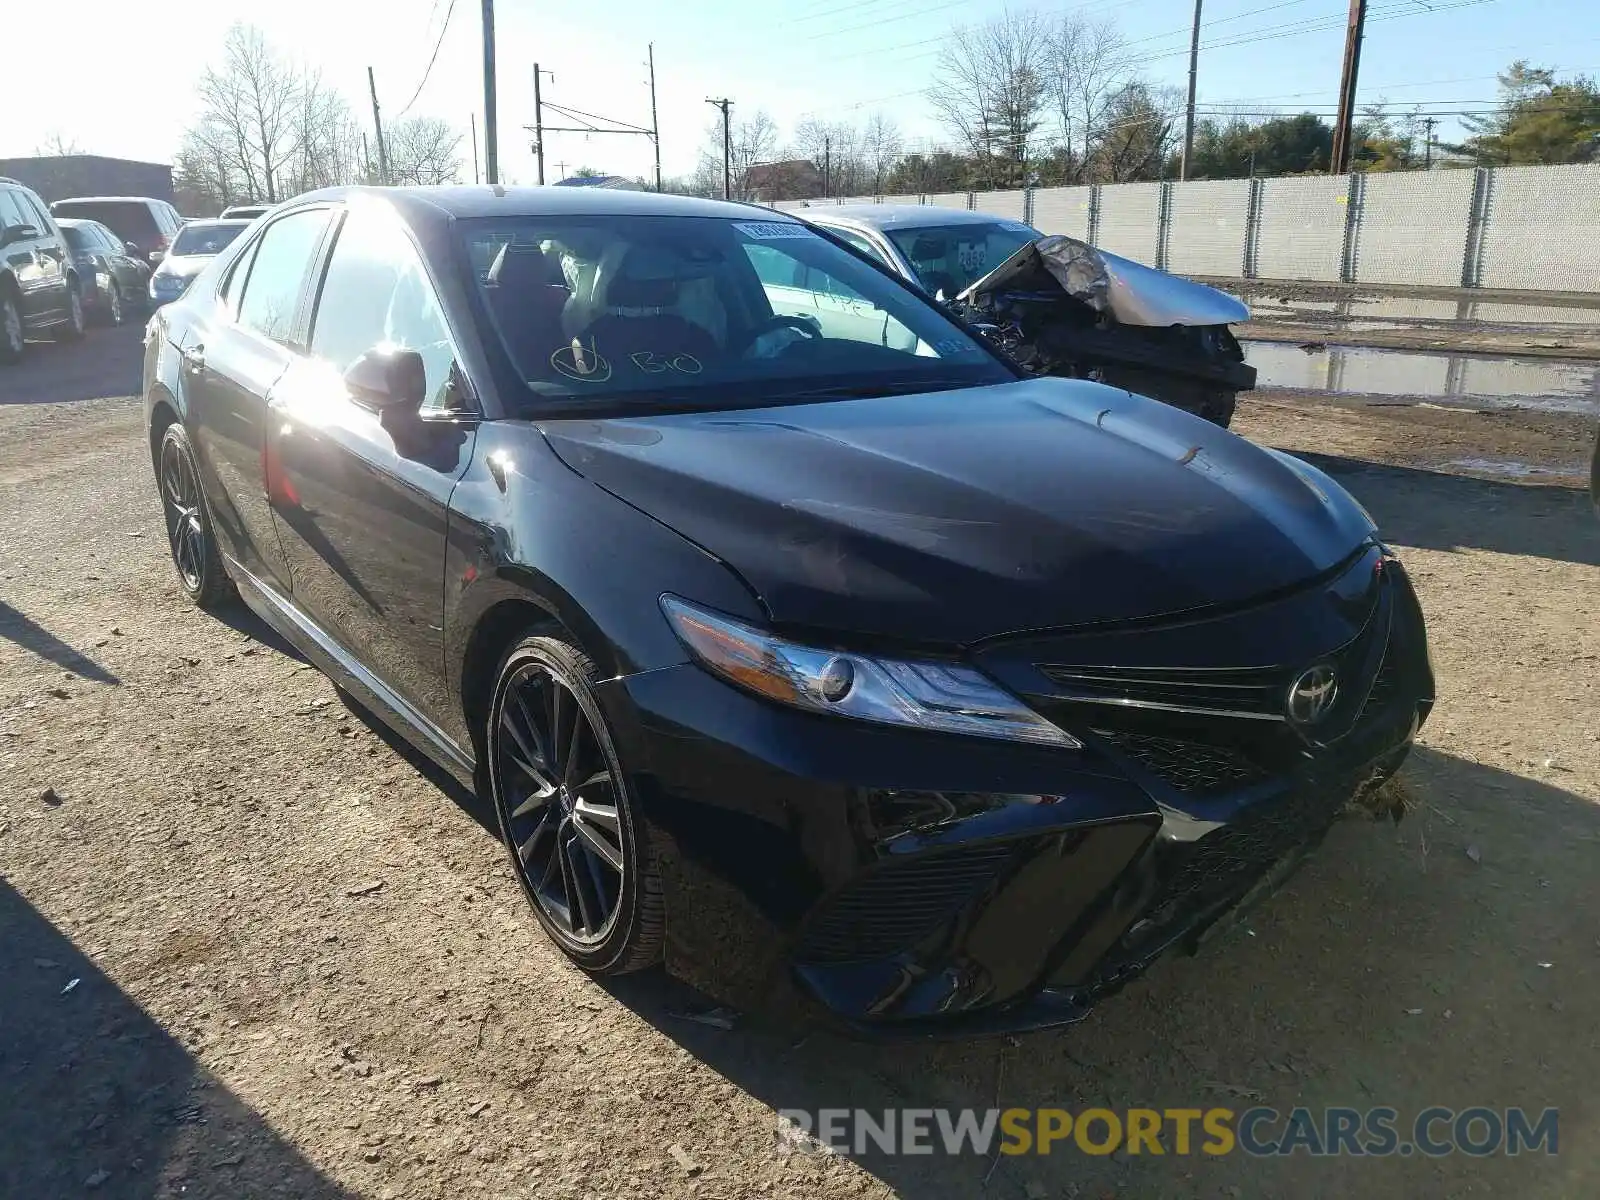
[738,314,822,355]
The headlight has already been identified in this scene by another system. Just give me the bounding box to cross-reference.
[660,595,1080,749]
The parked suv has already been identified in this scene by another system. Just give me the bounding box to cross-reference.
[49,196,183,267]
[0,176,86,363]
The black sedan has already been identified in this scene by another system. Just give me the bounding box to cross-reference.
[57,218,149,325]
[142,186,1434,1035]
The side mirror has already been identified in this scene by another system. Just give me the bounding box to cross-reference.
[1,223,40,247]
[124,241,141,256]
[343,345,427,414]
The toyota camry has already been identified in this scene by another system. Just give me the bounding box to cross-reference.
[142,186,1433,1035]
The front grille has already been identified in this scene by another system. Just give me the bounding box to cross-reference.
[1035,664,1289,719]
[1093,729,1268,795]
[795,843,1022,964]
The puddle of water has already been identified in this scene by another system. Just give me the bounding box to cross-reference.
[1446,457,1588,479]
[1241,292,1600,329]
[1245,340,1600,415]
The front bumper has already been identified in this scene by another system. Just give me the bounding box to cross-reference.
[598,550,1432,1035]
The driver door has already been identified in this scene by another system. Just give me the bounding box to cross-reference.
[265,204,476,729]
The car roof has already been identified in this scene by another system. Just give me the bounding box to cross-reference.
[289,185,790,227]
[180,218,252,228]
[807,204,1027,233]
[51,196,166,207]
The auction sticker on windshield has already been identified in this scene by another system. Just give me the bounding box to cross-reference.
[734,222,817,240]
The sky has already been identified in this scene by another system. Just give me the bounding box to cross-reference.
[4,0,1598,186]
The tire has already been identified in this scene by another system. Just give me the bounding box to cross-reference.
[487,634,664,974]
[0,288,22,364]
[54,282,85,342]
[104,279,125,327]
[157,422,233,608]
[1202,390,1237,429]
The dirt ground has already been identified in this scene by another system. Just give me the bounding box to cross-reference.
[3,326,1600,1199]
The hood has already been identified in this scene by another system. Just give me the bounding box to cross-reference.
[540,378,1375,646]
[155,255,210,282]
[1097,249,1250,327]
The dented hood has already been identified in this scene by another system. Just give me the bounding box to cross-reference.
[539,378,1375,645]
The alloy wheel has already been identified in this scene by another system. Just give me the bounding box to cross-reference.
[107,284,124,326]
[160,436,206,592]
[496,662,627,947]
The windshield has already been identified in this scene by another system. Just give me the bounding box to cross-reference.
[459,214,1009,411]
[885,221,1039,296]
[172,223,246,256]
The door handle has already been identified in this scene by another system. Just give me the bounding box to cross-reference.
[181,345,205,374]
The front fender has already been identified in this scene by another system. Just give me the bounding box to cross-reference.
[440,421,767,749]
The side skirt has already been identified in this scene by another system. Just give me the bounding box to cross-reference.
[224,554,478,791]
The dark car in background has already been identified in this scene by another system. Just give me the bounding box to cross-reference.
[58,218,151,325]
[50,196,183,267]
[143,186,1433,1035]
[148,219,250,307]
[0,175,85,362]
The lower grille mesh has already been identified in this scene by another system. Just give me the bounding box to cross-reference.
[1093,729,1267,795]
[796,843,1021,964]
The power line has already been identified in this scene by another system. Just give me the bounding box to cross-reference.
[396,0,461,118]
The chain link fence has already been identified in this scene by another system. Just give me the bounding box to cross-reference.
[767,162,1600,292]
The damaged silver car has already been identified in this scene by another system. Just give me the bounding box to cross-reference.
[804,204,1255,427]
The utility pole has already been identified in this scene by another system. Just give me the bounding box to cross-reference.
[1329,0,1368,174]
[367,67,389,184]
[648,44,662,192]
[1422,115,1437,168]
[706,98,732,200]
[1180,0,1203,181]
[532,64,555,185]
[481,0,499,184]
[470,113,480,183]
[823,135,831,198]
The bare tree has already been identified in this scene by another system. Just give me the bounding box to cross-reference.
[35,132,84,156]
[386,117,463,185]
[1050,13,1132,182]
[927,10,1051,188]
[862,112,904,193]
[792,118,868,196]
[697,110,779,201]
[194,25,302,202]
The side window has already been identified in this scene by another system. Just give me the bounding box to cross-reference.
[833,228,890,268]
[235,209,332,346]
[309,208,457,409]
[23,194,56,235]
[0,190,26,229]
[741,239,918,350]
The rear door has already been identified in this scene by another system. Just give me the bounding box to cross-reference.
[265,203,476,728]
[183,206,334,587]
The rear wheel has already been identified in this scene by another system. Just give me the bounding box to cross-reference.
[104,279,125,326]
[54,284,84,341]
[487,635,664,974]
[0,289,22,364]
[158,423,232,608]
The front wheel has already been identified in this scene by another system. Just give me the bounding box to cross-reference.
[104,279,125,326]
[487,635,664,974]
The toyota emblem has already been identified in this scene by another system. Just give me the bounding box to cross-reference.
[1287,664,1339,725]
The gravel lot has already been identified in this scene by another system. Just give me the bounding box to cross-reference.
[3,325,1599,1199]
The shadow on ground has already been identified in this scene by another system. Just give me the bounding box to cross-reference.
[0,881,355,1199]
[0,600,120,684]
[0,324,144,407]
[1296,450,1600,567]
